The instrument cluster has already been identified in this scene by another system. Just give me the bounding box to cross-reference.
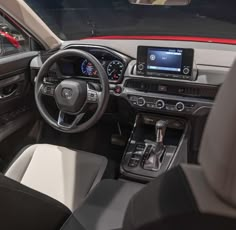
[57,47,127,83]
[81,59,124,81]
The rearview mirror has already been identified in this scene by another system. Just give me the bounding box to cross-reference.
[128,0,191,6]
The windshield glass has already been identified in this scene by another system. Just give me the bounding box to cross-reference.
[25,0,236,41]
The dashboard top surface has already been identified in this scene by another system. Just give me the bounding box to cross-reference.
[62,39,236,68]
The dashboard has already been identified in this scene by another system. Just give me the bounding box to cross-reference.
[31,39,235,117]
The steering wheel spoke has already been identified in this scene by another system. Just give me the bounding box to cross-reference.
[57,111,85,129]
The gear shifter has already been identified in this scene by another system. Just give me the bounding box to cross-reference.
[155,120,168,144]
[143,120,168,171]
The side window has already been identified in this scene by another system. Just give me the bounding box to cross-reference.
[0,13,30,57]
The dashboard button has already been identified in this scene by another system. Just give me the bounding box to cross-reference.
[147,103,155,108]
[114,86,122,94]
[166,105,176,111]
[185,108,193,113]
[178,88,185,93]
[156,100,165,109]
[158,85,167,92]
[128,159,139,168]
[129,96,138,101]
[176,102,185,112]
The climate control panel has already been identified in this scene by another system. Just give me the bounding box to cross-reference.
[128,95,196,114]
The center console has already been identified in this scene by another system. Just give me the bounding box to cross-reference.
[120,114,189,181]
[118,45,217,181]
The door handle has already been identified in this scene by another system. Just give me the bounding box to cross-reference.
[0,84,18,99]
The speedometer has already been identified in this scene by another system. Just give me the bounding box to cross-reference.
[107,60,124,81]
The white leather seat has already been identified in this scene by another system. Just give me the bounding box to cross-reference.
[4,144,108,211]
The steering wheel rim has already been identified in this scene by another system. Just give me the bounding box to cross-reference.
[35,49,110,133]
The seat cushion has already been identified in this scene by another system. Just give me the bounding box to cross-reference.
[61,179,144,230]
[5,144,108,211]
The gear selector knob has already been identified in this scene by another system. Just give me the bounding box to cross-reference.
[155,120,168,144]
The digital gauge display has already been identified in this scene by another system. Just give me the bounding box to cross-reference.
[81,59,98,76]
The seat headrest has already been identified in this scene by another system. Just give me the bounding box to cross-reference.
[199,60,236,207]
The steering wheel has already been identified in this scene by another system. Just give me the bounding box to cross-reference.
[35,49,110,133]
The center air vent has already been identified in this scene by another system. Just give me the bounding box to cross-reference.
[125,79,218,100]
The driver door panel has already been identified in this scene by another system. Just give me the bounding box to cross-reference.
[0,52,38,170]
[0,9,42,170]
[0,52,38,116]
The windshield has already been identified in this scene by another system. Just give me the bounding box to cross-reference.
[25,0,236,41]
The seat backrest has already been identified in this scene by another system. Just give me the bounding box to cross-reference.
[0,173,71,230]
[199,60,236,208]
[123,166,236,230]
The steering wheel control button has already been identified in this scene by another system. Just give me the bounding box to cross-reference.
[156,100,165,109]
[176,102,185,112]
[42,85,55,96]
[137,97,146,106]
[183,67,190,75]
[88,91,97,102]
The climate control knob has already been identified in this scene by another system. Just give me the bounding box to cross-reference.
[156,100,165,109]
[176,102,185,112]
[137,97,146,106]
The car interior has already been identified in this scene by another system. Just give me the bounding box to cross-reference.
[0,0,236,229]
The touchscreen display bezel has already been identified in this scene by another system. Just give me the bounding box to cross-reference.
[137,46,194,77]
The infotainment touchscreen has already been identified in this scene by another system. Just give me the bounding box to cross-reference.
[137,46,194,79]
[147,48,182,73]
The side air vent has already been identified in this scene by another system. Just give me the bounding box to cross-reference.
[47,71,57,78]
[44,71,59,84]
[31,69,59,84]
[125,80,218,100]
